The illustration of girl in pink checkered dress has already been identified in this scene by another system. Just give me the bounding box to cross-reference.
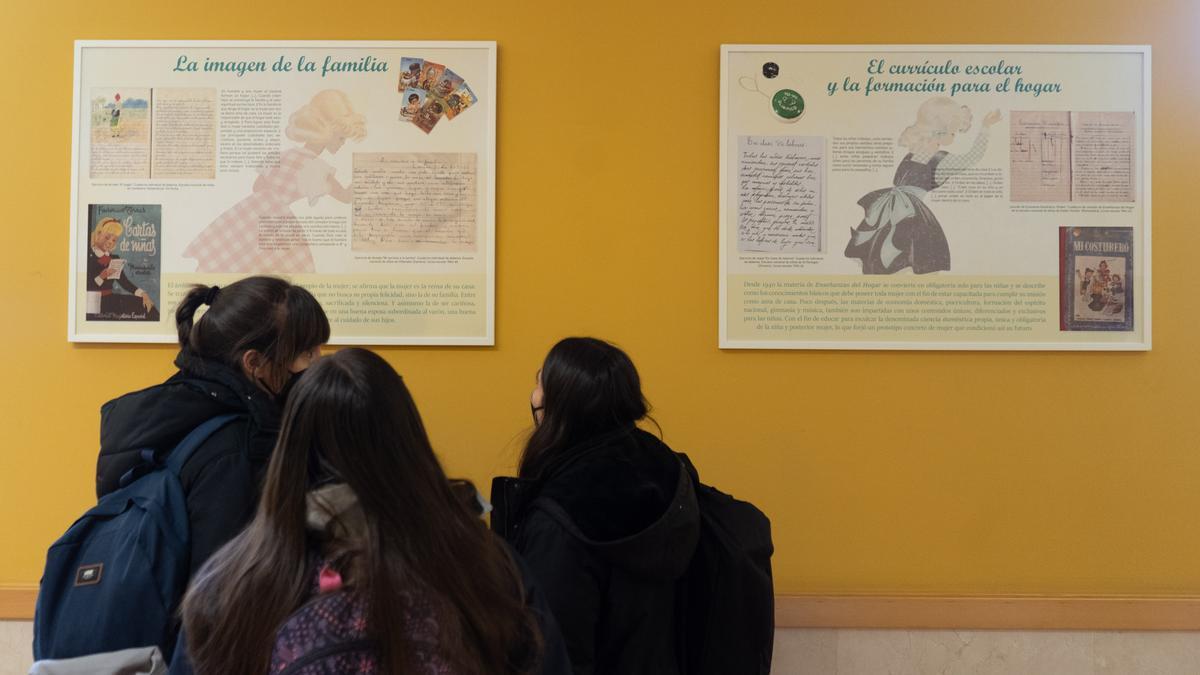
[183,90,366,273]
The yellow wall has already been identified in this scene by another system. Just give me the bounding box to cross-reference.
[3,0,1199,596]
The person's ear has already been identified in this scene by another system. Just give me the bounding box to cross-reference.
[241,349,265,379]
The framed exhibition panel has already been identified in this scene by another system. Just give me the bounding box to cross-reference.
[70,40,496,345]
[720,45,1150,350]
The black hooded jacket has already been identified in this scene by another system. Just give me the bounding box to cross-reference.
[95,348,281,574]
[491,427,700,675]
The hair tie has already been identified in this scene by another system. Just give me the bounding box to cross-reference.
[202,285,221,306]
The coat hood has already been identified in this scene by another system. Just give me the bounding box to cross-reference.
[495,427,700,581]
[95,348,280,497]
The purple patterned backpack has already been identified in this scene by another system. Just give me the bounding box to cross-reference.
[270,568,451,675]
[270,590,377,675]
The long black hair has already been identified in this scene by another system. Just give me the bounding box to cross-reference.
[182,348,541,675]
[519,337,650,479]
[174,276,329,388]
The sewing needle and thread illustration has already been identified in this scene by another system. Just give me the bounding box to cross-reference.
[740,61,806,122]
[183,90,367,274]
[846,98,1002,274]
[398,57,478,133]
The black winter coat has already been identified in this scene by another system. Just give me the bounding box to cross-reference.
[95,348,281,574]
[492,427,700,675]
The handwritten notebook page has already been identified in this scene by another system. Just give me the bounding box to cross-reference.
[737,135,824,253]
[1010,111,1072,202]
[1071,111,1135,203]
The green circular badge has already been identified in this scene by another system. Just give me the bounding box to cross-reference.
[772,89,804,121]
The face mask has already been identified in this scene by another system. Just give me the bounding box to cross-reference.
[530,403,544,426]
[276,369,306,402]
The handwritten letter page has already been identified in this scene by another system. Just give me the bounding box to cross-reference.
[151,88,217,179]
[1010,111,1072,202]
[1071,111,1135,203]
[352,152,477,252]
[737,136,824,253]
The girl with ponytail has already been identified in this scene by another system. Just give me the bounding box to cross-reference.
[96,275,330,579]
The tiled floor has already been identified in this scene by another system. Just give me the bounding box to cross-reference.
[772,628,1200,674]
[0,622,31,675]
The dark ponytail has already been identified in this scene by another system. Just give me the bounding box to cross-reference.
[175,286,210,346]
[175,276,330,384]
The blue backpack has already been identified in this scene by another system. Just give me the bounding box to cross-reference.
[33,414,239,661]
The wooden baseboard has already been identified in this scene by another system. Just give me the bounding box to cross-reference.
[0,585,38,621]
[4,586,1199,629]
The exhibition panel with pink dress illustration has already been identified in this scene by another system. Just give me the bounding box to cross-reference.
[69,41,496,345]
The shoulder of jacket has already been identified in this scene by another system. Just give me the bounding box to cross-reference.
[178,419,254,473]
[521,498,592,545]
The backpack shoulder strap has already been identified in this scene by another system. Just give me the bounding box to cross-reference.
[165,414,241,476]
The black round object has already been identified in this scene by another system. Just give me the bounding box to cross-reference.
[762,62,780,78]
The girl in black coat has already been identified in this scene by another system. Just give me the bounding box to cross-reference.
[492,338,700,675]
[95,276,330,577]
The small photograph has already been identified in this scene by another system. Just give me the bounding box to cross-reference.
[444,83,477,120]
[413,98,446,134]
[399,88,427,121]
[418,61,446,92]
[1059,226,1134,331]
[398,57,424,92]
[85,204,162,323]
[432,68,465,100]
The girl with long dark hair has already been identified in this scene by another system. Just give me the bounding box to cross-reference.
[181,348,548,675]
[492,337,701,675]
